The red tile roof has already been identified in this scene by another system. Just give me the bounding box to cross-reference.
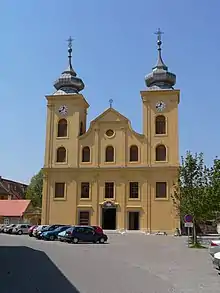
[0,200,31,217]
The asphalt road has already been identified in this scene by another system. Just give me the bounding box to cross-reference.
[0,233,220,293]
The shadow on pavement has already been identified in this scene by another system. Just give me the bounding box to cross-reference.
[0,246,80,293]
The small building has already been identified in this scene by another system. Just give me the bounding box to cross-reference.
[0,177,28,200]
[0,200,33,225]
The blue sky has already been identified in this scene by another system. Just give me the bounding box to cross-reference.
[0,1,219,183]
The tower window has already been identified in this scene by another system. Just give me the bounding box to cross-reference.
[54,182,65,198]
[105,146,114,162]
[129,145,138,162]
[79,122,84,136]
[156,182,167,198]
[56,147,66,163]
[155,115,166,134]
[82,146,90,162]
[57,119,67,137]
[155,145,166,161]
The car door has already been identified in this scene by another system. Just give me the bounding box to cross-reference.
[83,227,96,242]
[73,227,87,241]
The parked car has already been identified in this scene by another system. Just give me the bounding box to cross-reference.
[58,225,108,244]
[57,229,69,242]
[28,225,37,237]
[213,252,220,271]
[12,224,31,235]
[209,240,220,257]
[4,224,17,234]
[33,225,49,237]
[41,225,72,241]
[92,226,103,234]
[36,224,63,239]
[0,224,7,233]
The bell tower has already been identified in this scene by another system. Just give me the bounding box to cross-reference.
[141,29,180,166]
[44,37,89,170]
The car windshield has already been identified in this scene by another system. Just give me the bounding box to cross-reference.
[54,226,65,232]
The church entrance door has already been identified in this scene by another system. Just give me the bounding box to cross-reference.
[101,201,116,230]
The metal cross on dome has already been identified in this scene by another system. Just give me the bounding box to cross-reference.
[67,36,74,49]
[109,99,113,108]
[154,28,164,42]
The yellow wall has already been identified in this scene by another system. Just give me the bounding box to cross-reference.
[41,89,180,234]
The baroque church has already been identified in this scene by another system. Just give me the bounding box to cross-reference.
[41,31,180,234]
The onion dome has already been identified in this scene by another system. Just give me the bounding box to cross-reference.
[54,37,85,95]
[145,29,176,90]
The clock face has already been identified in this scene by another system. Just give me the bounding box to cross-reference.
[58,105,68,116]
[155,101,166,112]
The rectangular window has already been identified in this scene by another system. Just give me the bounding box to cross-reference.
[78,211,90,225]
[81,182,90,198]
[129,182,139,198]
[156,182,167,198]
[54,182,65,198]
[105,182,114,198]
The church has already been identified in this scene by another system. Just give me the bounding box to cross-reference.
[41,30,180,234]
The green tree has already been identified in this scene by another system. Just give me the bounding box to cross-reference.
[172,152,211,244]
[208,157,220,221]
[25,169,43,207]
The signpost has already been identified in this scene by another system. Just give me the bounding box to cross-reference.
[184,214,193,247]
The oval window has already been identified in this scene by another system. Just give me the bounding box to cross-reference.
[106,129,114,137]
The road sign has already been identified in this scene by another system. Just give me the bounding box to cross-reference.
[184,222,193,228]
[184,214,193,223]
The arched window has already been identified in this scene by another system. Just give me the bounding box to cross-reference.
[57,119,67,137]
[105,146,114,162]
[130,145,138,162]
[56,147,66,162]
[155,145,166,161]
[82,146,90,162]
[79,122,84,136]
[155,115,166,135]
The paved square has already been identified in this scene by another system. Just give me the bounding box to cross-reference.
[0,233,220,293]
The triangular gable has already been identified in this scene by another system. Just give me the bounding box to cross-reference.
[92,107,129,123]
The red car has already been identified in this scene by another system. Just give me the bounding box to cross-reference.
[28,225,37,237]
[92,226,103,234]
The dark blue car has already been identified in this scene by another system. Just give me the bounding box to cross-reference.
[60,225,108,244]
[41,225,72,241]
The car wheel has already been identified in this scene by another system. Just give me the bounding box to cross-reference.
[99,237,105,244]
[72,237,79,244]
[50,235,55,241]
[18,230,23,235]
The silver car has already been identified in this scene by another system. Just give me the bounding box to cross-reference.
[33,225,49,237]
[12,224,31,235]
[213,252,220,271]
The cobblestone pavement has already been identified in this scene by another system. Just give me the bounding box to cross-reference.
[0,233,220,293]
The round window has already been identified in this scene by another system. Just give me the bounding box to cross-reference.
[105,129,114,137]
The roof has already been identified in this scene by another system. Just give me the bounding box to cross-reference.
[0,200,31,217]
[91,107,129,124]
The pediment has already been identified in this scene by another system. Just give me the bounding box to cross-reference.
[92,108,128,123]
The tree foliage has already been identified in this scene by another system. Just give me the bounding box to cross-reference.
[208,157,220,219]
[172,152,220,243]
[25,169,43,207]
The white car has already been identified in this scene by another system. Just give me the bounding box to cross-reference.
[213,252,220,271]
[209,240,220,257]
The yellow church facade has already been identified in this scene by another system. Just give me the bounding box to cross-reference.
[41,32,180,234]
